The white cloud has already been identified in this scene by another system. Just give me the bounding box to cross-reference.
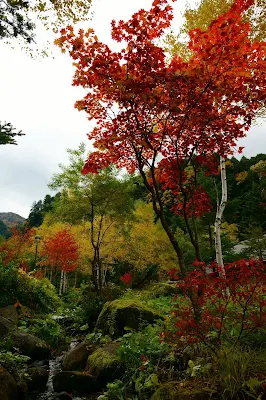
[0,0,265,218]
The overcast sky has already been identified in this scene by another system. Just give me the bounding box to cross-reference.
[0,0,265,218]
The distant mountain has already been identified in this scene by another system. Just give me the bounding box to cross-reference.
[0,212,26,227]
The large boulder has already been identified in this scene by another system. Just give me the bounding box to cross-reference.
[27,367,49,392]
[0,306,19,325]
[0,316,16,340]
[0,365,18,400]
[53,371,97,394]
[11,332,51,360]
[150,381,215,400]
[62,342,95,371]
[96,299,162,337]
[85,342,123,383]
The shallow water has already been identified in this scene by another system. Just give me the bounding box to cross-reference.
[25,340,96,400]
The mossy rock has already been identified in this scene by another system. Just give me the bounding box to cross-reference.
[86,343,123,384]
[148,282,179,298]
[150,381,216,400]
[96,299,162,337]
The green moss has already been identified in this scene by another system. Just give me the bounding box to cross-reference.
[96,299,162,337]
[151,381,215,400]
[87,346,119,376]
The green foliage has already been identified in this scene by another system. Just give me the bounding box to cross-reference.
[0,261,60,312]
[27,194,59,228]
[0,351,30,372]
[216,347,266,399]
[18,315,67,348]
[131,264,159,289]
[100,323,167,399]
[117,322,169,371]
[0,220,8,239]
[0,351,30,382]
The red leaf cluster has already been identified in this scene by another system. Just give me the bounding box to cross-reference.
[120,272,133,286]
[166,259,266,347]
[56,0,266,181]
[40,229,79,273]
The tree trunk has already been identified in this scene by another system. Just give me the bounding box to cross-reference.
[59,269,64,295]
[63,271,68,293]
[214,157,227,278]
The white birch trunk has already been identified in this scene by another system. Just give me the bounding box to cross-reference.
[214,156,227,278]
[63,271,68,293]
[59,270,64,295]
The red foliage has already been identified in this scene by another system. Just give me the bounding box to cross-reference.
[120,272,133,286]
[56,0,266,180]
[40,229,79,273]
[165,259,266,347]
[0,224,36,265]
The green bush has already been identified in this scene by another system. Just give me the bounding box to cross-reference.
[215,346,266,399]
[19,315,68,349]
[0,351,30,381]
[79,283,124,329]
[0,262,60,312]
[118,322,169,370]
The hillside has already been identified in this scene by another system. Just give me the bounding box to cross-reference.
[0,212,26,227]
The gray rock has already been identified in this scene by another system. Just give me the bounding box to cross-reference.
[57,392,73,400]
[0,315,16,340]
[0,365,18,400]
[62,342,95,371]
[27,367,49,392]
[53,371,97,394]
[11,332,51,360]
[0,306,19,325]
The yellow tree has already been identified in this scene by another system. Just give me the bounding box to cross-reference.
[111,202,191,277]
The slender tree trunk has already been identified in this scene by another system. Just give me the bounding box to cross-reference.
[50,267,53,283]
[208,222,213,253]
[63,271,68,293]
[59,270,64,295]
[214,157,227,278]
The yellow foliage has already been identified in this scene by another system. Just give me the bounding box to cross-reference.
[235,171,248,185]
[221,222,239,242]
[111,202,178,274]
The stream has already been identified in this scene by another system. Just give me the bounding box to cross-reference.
[25,340,98,400]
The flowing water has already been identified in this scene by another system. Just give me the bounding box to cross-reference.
[25,340,96,400]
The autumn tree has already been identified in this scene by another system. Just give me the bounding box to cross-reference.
[57,0,266,283]
[49,143,134,295]
[40,229,79,294]
[0,224,35,267]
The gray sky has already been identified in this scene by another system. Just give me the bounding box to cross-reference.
[0,0,265,218]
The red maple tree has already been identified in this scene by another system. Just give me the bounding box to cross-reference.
[40,229,79,274]
[0,224,36,266]
[56,0,266,276]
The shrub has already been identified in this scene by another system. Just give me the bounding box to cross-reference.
[0,261,60,312]
[165,259,266,349]
[19,315,67,348]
